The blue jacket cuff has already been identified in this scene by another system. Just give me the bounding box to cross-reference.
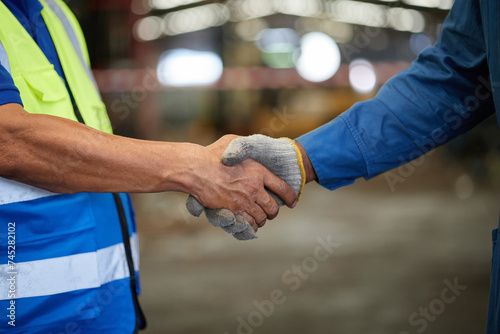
[296,115,367,191]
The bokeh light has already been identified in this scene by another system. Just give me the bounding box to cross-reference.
[389,7,425,33]
[256,28,299,68]
[133,16,163,41]
[131,0,151,15]
[349,59,377,94]
[163,4,229,35]
[295,32,341,83]
[157,49,223,87]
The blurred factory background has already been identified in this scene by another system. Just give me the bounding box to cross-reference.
[67,0,500,333]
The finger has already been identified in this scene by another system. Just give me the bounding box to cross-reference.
[233,230,257,240]
[186,195,204,217]
[263,171,298,208]
[233,229,258,240]
[255,191,280,220]
[235,214,251,228]
[246,204,267,228]
[205,208,235,229]
[267,190,285,207]
[241,212,258,231]
[233,217,258,241]
[221,213,250,234]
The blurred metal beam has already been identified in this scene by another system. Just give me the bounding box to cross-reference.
[88,0,132,11]
[148,0,226,13]
[93,62,410,92]
[149,0,451,17]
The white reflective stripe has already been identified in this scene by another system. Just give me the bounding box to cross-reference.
[44,0,101,94]
[0,40,10,74]
[0,242,129,300]
[97,242,130,287]
[0,252,99,300]
[0,177,58,206]
[130,233,140,272]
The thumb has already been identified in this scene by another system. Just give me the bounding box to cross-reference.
[221,134,272,166]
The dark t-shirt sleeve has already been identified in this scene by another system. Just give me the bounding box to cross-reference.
[0,62,23,107]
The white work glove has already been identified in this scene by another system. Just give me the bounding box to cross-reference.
[186,134,306,240]
[185,200,258,240]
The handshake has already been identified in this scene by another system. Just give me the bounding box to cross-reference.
[185,134,308,241]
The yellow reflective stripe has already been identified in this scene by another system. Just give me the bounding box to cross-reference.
[39,0,113,133]
[45,0,97,83]
[52,0,91,67]
[45,0,87,70]
[45,0,101,95]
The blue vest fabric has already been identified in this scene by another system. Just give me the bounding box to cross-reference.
[0,192,141,333]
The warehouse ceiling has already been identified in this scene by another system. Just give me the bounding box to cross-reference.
[132,0,452,40]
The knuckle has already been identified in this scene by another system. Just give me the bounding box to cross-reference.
[231,201,245,216]
[263,196,278,215]
[248,184,260,196]
[258,211,267,224]
[269,204,279,219]
[260,193,272,206]
[246,217,258,231]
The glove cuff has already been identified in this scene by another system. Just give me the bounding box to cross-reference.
[284,138,306,200]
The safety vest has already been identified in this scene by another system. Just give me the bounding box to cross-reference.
[0,1,145,332]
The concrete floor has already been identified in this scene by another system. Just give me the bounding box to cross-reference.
[132,155,499,334]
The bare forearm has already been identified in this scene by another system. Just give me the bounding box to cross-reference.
[0,103,297,227]
[0,103,199,194]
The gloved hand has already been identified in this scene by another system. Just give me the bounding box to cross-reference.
[186,134,306,240]
[185,198,258,240]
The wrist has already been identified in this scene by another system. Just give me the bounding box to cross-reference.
[295,140,317,183]
[160,142,207,196]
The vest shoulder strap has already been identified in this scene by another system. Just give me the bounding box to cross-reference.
[44,0,100,93]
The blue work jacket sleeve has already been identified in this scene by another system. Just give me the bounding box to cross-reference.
[297,0,495,191]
